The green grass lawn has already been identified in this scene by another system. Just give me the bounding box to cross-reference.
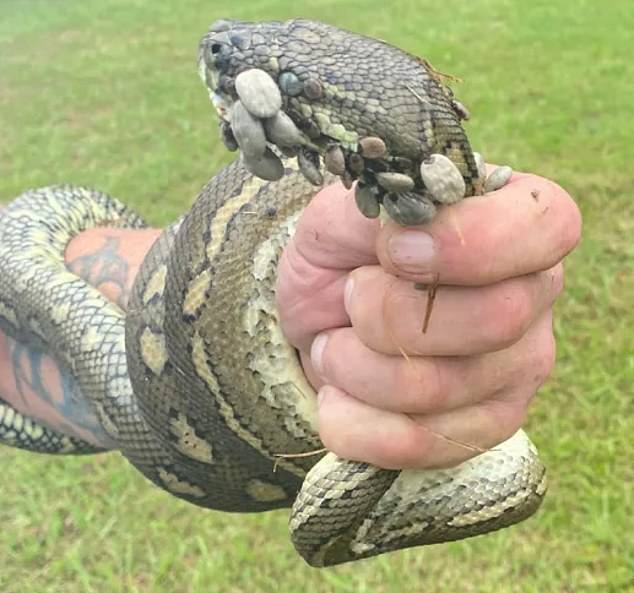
[1,0,632,591]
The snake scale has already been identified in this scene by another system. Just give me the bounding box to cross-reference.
[0,19,547,566]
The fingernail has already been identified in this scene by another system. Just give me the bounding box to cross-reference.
[388,230,436,274]
[310,332,329,378]
[344,276,354,315]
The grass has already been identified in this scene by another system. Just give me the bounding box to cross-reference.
[1,0,632,591]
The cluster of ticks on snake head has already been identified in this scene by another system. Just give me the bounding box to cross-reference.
[198,19,514,226]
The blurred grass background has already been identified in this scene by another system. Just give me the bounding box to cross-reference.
[0,0,632,591]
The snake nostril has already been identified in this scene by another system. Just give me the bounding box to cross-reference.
[210,43,222,54]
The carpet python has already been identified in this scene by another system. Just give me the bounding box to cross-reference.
[0,19,546,566]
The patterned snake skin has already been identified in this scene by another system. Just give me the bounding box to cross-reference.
[0,19,546,566]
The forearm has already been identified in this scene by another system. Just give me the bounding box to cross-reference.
[0,227,161,449]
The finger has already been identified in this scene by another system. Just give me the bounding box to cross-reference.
[411,311,554,452]
[276,183,380,350]
[290,182,379,270]
[376,173,581,285]
[317,311,554,470]
[309,311,556,415]
[317,382,528,469]
[408,310,553,467]
[345,263,563,356]
[275,261,349,351]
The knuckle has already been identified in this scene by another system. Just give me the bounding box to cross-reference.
[388,424,433,469]
[319,327,348,370]
[349,301,382,351]
[346,268,374,319]
[318,411,350,459]
[276,246,347,351]
[486,400,527,443]
[274,247,317,342]
[549,263,565,299]
[561,214,582,255]
[486,283,533,347]
[393,358,445,412]
[531,332,557,387]
[319,428,346,457]
[349,269,403,354]
[276,241,312,299]
[549,181,582,257]
[368,419,433,469]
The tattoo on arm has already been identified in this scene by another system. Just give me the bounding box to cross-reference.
[1,334,114,448]
[0,227,158,449]
[66,235,131,309]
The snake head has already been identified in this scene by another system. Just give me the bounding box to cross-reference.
[198,18,483,225]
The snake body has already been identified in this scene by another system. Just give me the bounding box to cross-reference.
[0,19,546,566]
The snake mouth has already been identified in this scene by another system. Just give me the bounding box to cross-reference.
[211,93,232,123]
[197,34,237,123]
[196,19,486,225]
[197,59,230,121]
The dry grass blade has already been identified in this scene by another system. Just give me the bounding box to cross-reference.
[420,274,440,334]
[273,448,328,472]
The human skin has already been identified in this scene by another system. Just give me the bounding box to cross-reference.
[0,171,581,467]
[0,227,160,447]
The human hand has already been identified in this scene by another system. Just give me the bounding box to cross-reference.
[276,171,581,469]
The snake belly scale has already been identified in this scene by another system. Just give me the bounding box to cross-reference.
[0,19,547,566]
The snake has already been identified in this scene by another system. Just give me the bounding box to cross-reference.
[0,19,547,567]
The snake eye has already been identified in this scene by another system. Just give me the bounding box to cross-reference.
[204,37,233,72]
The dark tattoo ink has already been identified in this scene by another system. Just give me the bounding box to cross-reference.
[6,339,113,448]
[67,235,131,308]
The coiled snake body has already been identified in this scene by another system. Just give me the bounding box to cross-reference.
[0,19,546,566]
